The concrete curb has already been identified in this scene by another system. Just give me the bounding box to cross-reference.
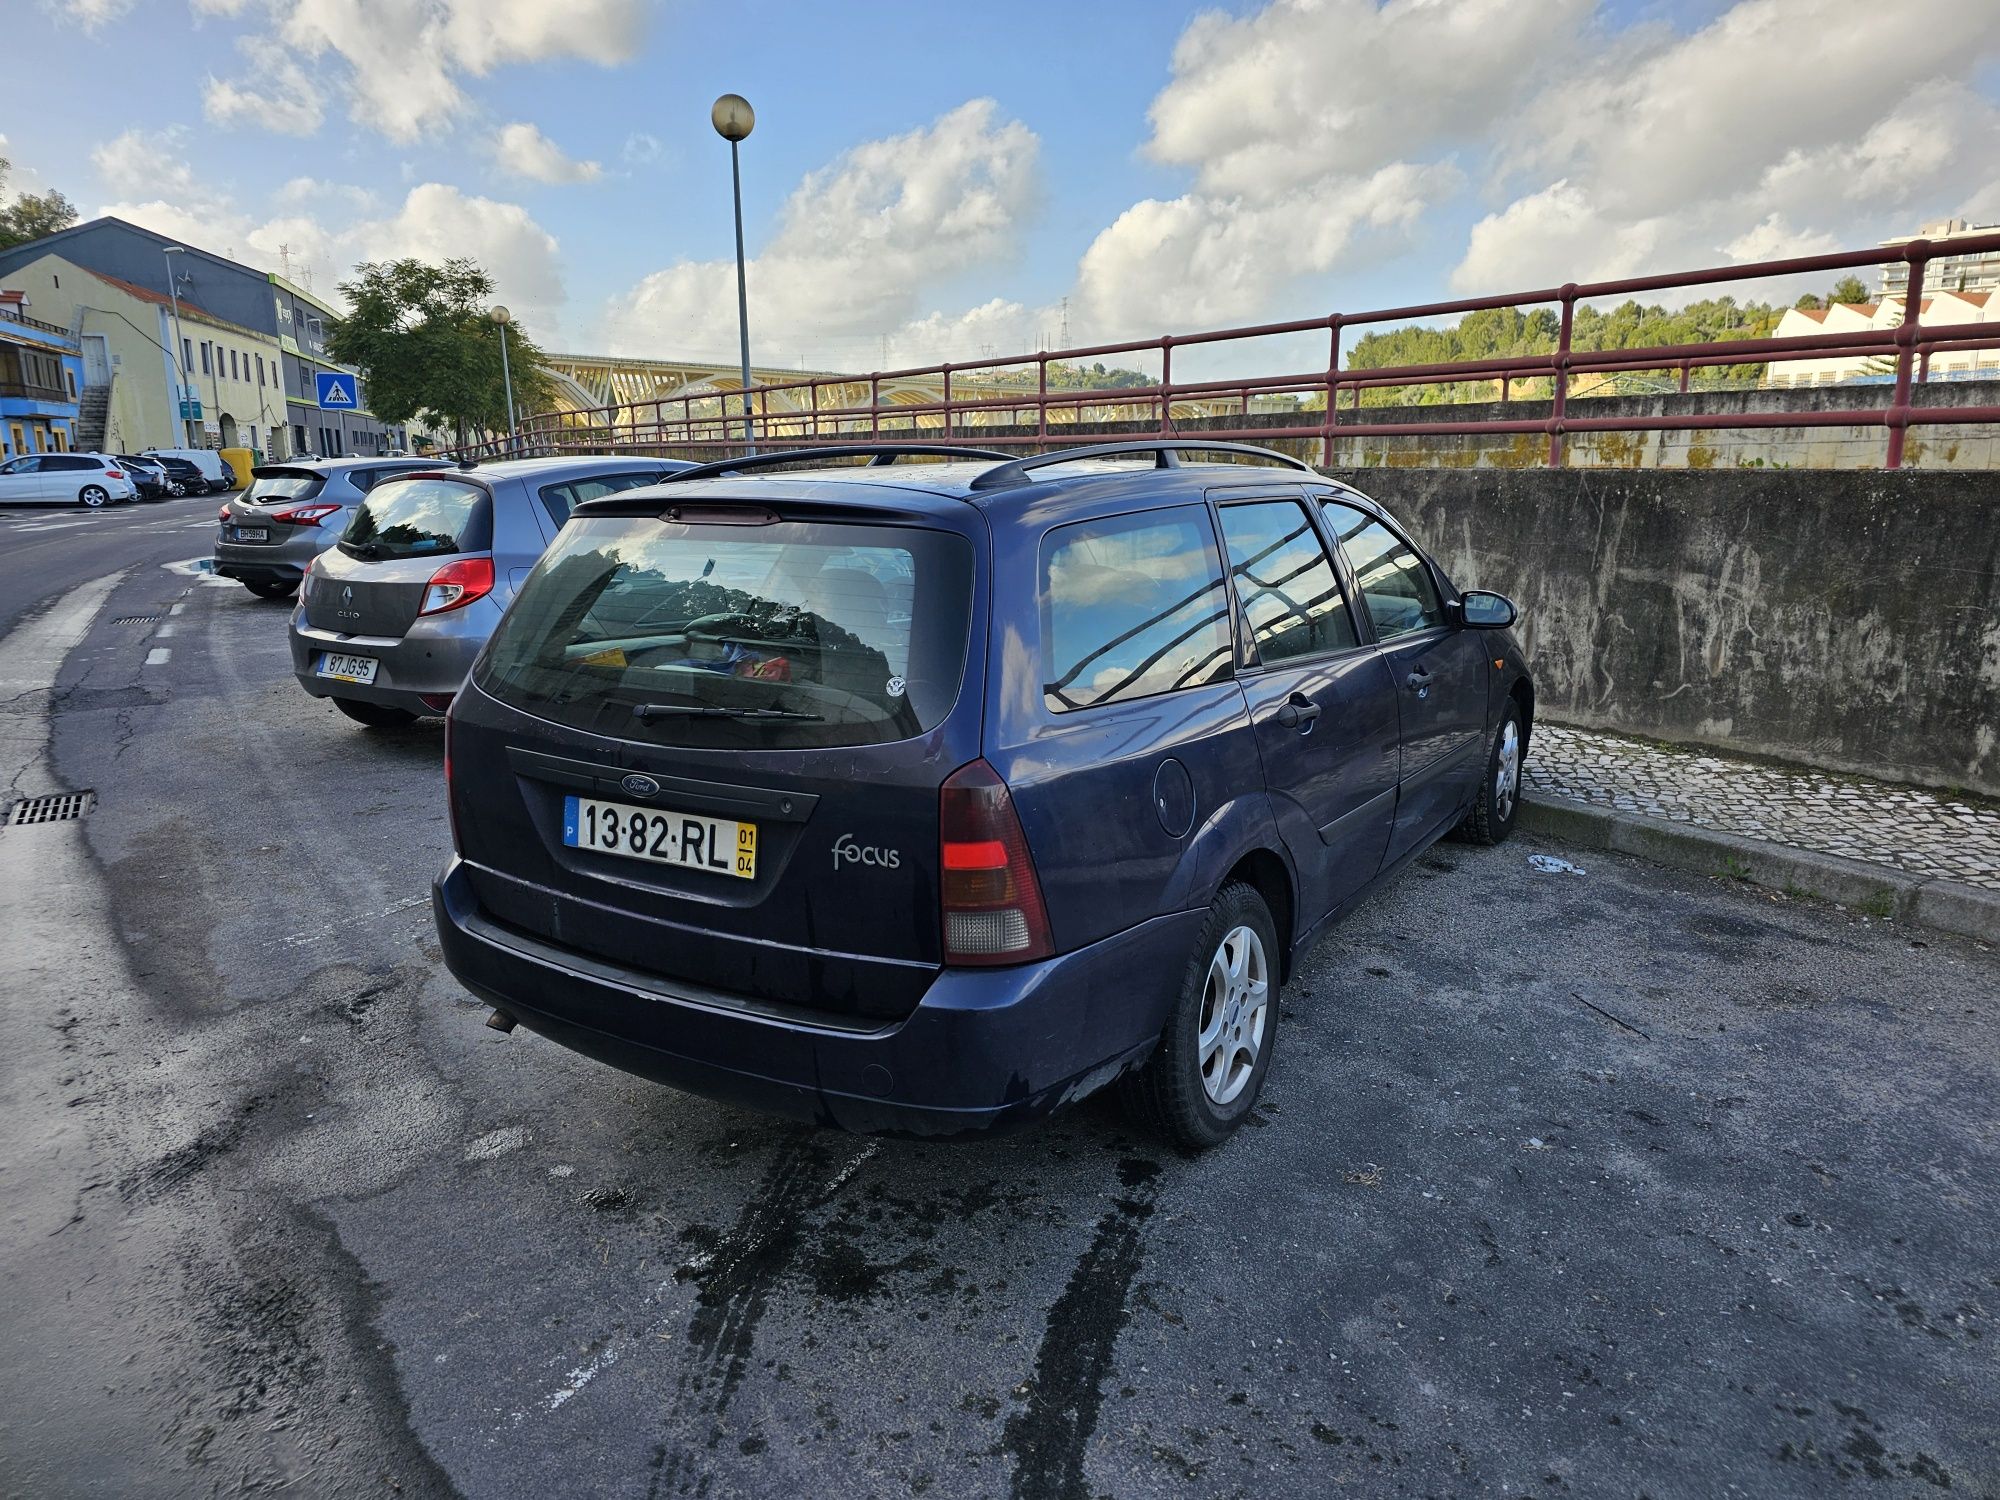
[1518,792,2000,946]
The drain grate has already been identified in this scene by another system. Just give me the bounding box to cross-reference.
[10,791,95,825]
[111,614,160,625]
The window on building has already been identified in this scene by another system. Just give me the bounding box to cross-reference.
[230,349,240,381]
[1040,506,1234,711]
[1217,500,1357,664]
[200,343,212,375]
[65,369,77,399]
[182,338,193,372]
[1320,500,1443,642]
[256,355,265,386]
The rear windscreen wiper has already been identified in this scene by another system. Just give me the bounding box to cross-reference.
[631,703,824,723]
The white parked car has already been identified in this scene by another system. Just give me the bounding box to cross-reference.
[143,446,234,493]
[0,452,139,507]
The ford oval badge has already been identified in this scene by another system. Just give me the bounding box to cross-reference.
[620,773,660,799]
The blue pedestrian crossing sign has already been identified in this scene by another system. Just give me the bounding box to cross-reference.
[315,371,359,409]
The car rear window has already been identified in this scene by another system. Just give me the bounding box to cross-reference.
[1039,506,1233,712]
[479,516,973,749]
[537,471,670,525]
[244,469,326,504]
[340,475,491,560]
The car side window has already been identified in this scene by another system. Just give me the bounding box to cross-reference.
[537,472,670,526]
[47,456,90,471]
[1039,505,1234,713]
[1320,500,1444,642]
[1,457,38,474]
[1216,499,1357,665]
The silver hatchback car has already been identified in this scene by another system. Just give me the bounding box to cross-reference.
[216,457,439,599]
[290,455,693,727]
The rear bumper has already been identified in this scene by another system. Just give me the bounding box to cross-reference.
[289,604,495,711]
[432,855,1199,1137]
[214,530,322,584]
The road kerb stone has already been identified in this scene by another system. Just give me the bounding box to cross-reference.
[1519,792,2000,945]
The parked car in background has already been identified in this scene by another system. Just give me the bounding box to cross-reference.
[144,447,233,493]
[214,457,437,599]
[291,455,696,725]
[145,454,207,497]
[431,441,1533,1148]
[116,454,171,501]
[0,452,138,507]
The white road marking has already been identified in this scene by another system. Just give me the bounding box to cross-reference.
[144,647,170,666]
[154,623,176,638]
[543,1346,619,1412]
[464,1127,529,1162]
[168,602,186,615]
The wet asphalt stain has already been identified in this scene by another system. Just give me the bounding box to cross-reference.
[648,1134,839,1497]
[1002,1157,1162,1500]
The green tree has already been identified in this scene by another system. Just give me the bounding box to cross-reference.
[1828,274,1870,305]
[327,258,553,446]
[0,157,79,250]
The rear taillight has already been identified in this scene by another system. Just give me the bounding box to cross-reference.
[272,502,340,526]
[417,556,495,616]
[103,469,124,480]
[217,504,230,521]
[940,758,1053,966]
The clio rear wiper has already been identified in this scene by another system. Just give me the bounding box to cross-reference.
[631,703,824,723]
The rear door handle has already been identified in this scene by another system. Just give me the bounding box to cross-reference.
[1405,668,1432,698]
[1274,693,1323,731]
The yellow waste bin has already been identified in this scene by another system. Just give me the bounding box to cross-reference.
[219,447,255,491]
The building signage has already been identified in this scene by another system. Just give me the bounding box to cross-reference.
[315,371,359,409]
[178,397,203,420]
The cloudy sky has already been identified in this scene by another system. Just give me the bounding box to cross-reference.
[8,0,2000,372]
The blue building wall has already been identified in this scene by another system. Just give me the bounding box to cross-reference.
[0,310,82,459]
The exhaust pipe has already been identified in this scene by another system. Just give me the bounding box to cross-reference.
[485,1008,518,1034]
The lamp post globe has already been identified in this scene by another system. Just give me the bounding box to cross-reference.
[710,93,754,142]
[489,304,511,326]
[712,93,757,449]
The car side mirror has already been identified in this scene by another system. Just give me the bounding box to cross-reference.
[1459,590,1517,629]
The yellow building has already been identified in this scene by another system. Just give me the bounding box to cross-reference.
[1,251,289,456]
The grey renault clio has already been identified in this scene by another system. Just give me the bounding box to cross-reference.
[290,455,693,727]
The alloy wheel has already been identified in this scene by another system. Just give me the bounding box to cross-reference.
[1197,924,1269,1106]
[1495,719,1520,821]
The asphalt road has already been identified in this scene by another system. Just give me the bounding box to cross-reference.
[1,512,1996,1499]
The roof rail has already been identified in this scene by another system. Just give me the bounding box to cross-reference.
[966,440,1315,492]
[660,444,1015,484]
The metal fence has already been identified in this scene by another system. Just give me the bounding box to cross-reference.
[482,230,2000,471]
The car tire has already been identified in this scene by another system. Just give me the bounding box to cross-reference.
[1120,880,1279,1150]
[244,579,298,600]
[332,698,419,729]
[1458,701,1523,845]
[78,485,110,508]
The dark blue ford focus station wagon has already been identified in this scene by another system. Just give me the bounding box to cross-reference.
[433,442,1531,1148]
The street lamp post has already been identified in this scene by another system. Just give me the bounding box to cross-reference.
[711,92,756,451]
[161,246,204,447]
[490,305,517,453]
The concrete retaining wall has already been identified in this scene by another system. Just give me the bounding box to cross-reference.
[1325,467,2000,797]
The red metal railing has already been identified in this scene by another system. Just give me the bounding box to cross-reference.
[478,231,2000,469]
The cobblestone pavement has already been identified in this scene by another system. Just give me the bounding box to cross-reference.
[1523,724,2000,891]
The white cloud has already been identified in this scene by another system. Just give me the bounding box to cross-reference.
[1455,0,2000,291]
[622,133,664,168]
[202,36,326,136]
[193,0,651,144]
[0,135,52,201]
[1146,0,1592,201]
[1077,162,1457,334]
[492,123,602,185]
[45,0,135,30]
[89,132,567,337]
[601,100,1037,364]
